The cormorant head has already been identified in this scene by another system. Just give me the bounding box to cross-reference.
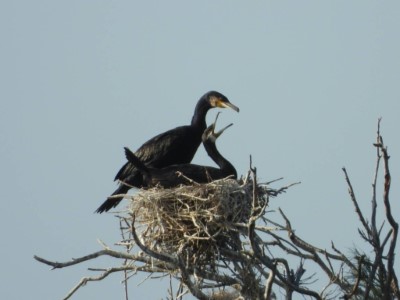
[202,112,233,143]
[205,91,240,112]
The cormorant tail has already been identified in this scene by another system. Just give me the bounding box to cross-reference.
[95,184,130,214]
[123,147,150,175]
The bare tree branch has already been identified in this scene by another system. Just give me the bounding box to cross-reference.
[342,167,371,238]
[374,118,399,298]
[34,119,399,300]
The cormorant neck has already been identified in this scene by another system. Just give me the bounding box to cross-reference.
[204,140,237,178]
[191,98,210,131]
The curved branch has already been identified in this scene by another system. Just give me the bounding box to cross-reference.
[34,249,141,269]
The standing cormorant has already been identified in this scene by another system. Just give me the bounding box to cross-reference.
[123,112,237,188]
[95,91,239,213]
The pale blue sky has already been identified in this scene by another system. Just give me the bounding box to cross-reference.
[1,1,400,299]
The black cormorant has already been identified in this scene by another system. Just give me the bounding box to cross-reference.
[123,112,237,188]
[95,91,239,213]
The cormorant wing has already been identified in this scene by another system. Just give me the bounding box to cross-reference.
[115,124,200,181]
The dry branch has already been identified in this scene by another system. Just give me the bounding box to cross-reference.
[34,120,399,300]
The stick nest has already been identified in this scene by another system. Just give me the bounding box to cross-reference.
[128,176,270,267]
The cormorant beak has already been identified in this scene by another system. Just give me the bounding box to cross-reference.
[213,123,233,138]
[211,112,233,139]
[216,99,240,112]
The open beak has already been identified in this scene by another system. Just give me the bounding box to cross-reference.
[214,123,233,138]
[211,112,233,138]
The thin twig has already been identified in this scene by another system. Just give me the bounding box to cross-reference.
[342,167,371,237]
